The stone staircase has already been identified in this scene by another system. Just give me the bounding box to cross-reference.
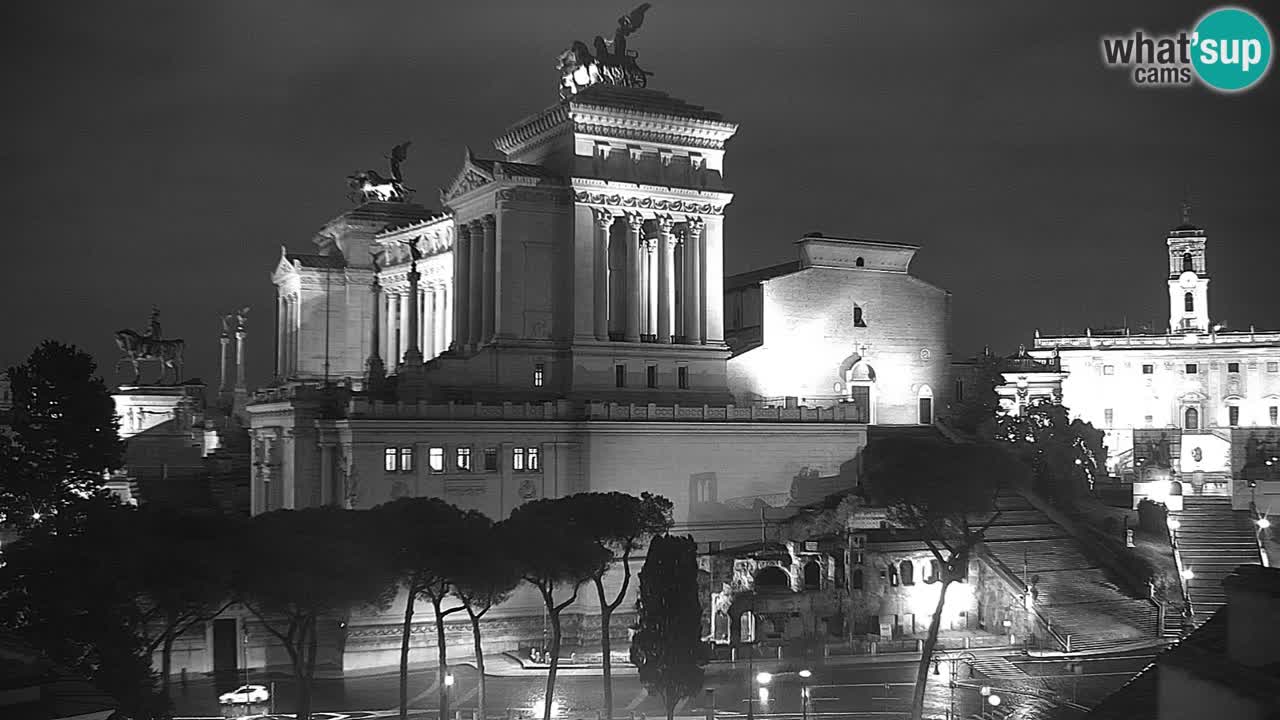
[1171,495,1262,626]
[982,492,1160,653]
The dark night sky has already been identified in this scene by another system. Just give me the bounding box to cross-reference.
[3,1,1278,389]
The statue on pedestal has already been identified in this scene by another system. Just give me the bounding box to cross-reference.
[347,141,413,203]
[558,4,655,98]
[114,307,185,385]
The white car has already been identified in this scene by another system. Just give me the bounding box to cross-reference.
[218,684,269,705]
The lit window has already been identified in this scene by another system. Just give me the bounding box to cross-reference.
[428,447,445,473]
[484,447,498,472]
[399,447,413,472]
[678,366,689,390]
[1103,365,1114,375]
[1144,415,1153,427]
[527,446,540,471]
[534,363,545,388]
[646,365,657,389]
[1228,362,1240,373]
[1185,363,1198,374]
[615,364,626,388]
[1104,409,1114,426]
[1269,362,1279,373]
[1229,406,1240,427]
[456,447,472,472]
[513,447,526,472]
[384,448,397,473]
[1142,364,1154,375]
[899,560,914,586]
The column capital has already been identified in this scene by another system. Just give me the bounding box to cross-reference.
[657,215,677,235]
[625,212,645,231]
[686,216,705,235]
[592,207,617,229]
[457,222,472,240]
[480,213,497,230]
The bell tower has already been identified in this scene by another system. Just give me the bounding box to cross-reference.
[1167,201,1210,334]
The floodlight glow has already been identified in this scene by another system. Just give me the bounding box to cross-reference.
[530,699,561,717]
[988,694,1002,707]
[1181,567,1195,581]
[980,686,991,697]
[444,673,454,687]
[757,688,769,704]
[1167,519,1180,531]
[756,672,773,685]
[1257,518,1271,530]
[799,669,812,679]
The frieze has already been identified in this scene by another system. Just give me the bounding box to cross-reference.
[573,121,726,150]
[496,187,572,206]
[573,190,723,215]
[445,479,486,496]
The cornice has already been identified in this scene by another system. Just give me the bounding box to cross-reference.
[570,106,738,151]
[494,104,571,156]
[570,178,733,217]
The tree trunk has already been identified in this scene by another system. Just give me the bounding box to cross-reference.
[300,615,318,720]
[400,585,417,720]
[543,605,563,720]
[469,609,487,720]
[434,597,450,720]
[909,579,952,720]
[666,694,677,720]
[596,578,615,720]
[160,625,176,705]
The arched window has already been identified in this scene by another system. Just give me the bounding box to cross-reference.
[925,559,941,583]
[855,256,865,267]
[853,306,867,328]
[899,560,915,586]
[754,566,789,590]
[803,560,821,590]
[851,568,864,590]
[1184,406,1199,430]
[1184,292,1194,312]
[887,566,899,587]
[1183,252,1194,272]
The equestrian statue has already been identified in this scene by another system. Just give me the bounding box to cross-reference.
[115,307,185,385]
[347,141,413,203]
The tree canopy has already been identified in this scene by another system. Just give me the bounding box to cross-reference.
[993,398,1107,504]
[630,534,706,720]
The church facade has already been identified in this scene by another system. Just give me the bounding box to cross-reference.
[1028,214,1280,511]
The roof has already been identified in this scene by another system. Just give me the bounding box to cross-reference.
[798,232,920,250]
[725,261,801,290]
[331,201,441,230]
[286,253,346,269]
[469,157,564,181]
[569,85,729,123]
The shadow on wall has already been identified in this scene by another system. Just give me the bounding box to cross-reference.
[686,456,864,530]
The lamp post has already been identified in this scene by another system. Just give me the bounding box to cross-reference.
[242,623,250,716]
[799,669,812,720]
[934,651,976,720]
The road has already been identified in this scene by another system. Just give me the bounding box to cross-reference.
[173,650,1156,720]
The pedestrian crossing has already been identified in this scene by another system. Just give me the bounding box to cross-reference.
[968,656,1027,681]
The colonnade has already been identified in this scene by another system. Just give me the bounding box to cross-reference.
[593,210,708,344]
[452,214,497,350]
[380,282,452,364]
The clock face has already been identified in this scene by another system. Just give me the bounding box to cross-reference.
[1179,271,1198,288]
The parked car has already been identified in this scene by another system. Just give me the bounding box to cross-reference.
[218,684,269,705]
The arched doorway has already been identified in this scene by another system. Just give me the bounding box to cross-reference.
[917,385,934,425]
[1184,406,1200,430]
[755,566,790,590]
[803,560,821,590]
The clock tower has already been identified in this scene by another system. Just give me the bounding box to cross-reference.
[1166,202,1210,334]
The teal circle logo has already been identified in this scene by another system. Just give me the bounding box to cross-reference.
[1192,7,1272,92]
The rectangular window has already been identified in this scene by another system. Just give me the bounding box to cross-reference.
[678,366,689,390]
[1144,415,1153,427]
[1104,408,1114,426]
[1229,406,1240,427]
[1103,365,1115,375]
[384,448,398,473]
[484,447,498,472]
[1228,362,1241,373]
[918,397,933,425]
[1142,364,1154,374]
[428,447,445,473]
[615,364,626,388]
[398,447,414,473]
[646,365,657,389]
[533,363,545,388]
[1271,406,1278,425]
[954,378,965,403]
[1269,362,1279,373]
[513,447,526,472]
[456,447,472,472]
[527,446,540,472]
[1185,363,1198,374]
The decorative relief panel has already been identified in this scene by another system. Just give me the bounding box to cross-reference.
[573,190,724,215]
[445,479,486,496]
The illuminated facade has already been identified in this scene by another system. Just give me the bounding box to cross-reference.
[1029,214,1280,511]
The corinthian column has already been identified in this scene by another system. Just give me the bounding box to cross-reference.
[657,216,676,343]
[593,208,613,341]
[453,223,471,351]
[468,219,484,347]
[645,239,658,339]
[684,218,704,344]
[480,214,496,344]
[424,285,437,358]
[624,213,643,343]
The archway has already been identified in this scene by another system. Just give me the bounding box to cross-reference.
[755,566,790,591]
[803,560,821,590]
[1184,406,1200,430]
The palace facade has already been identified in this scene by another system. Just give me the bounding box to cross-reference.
[1027,214,1280,511]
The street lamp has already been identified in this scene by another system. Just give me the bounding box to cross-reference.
[1181,567,1195,581]
[799,669,812,720]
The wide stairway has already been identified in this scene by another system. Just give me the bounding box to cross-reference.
[1170,495,1262,626]
[982,492,1160,652]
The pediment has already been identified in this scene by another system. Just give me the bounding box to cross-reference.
[1178,390,1208,403]
[440,149,496,204]
[271,246,299,283]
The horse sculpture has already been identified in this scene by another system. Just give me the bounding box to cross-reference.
[115,329,185,385]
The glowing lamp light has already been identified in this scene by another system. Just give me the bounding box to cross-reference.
[444,673,455,687]
[757,688,770,704]
[31,512,41,521]
[1181,567,1195,581]
[1257,518,1271,530]
[530,699,561,717]
[988,694,1002,707]
[1167,518,1181,531]
[798,669,812,679]
[980,686,991,697]
[756,672,773,686]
